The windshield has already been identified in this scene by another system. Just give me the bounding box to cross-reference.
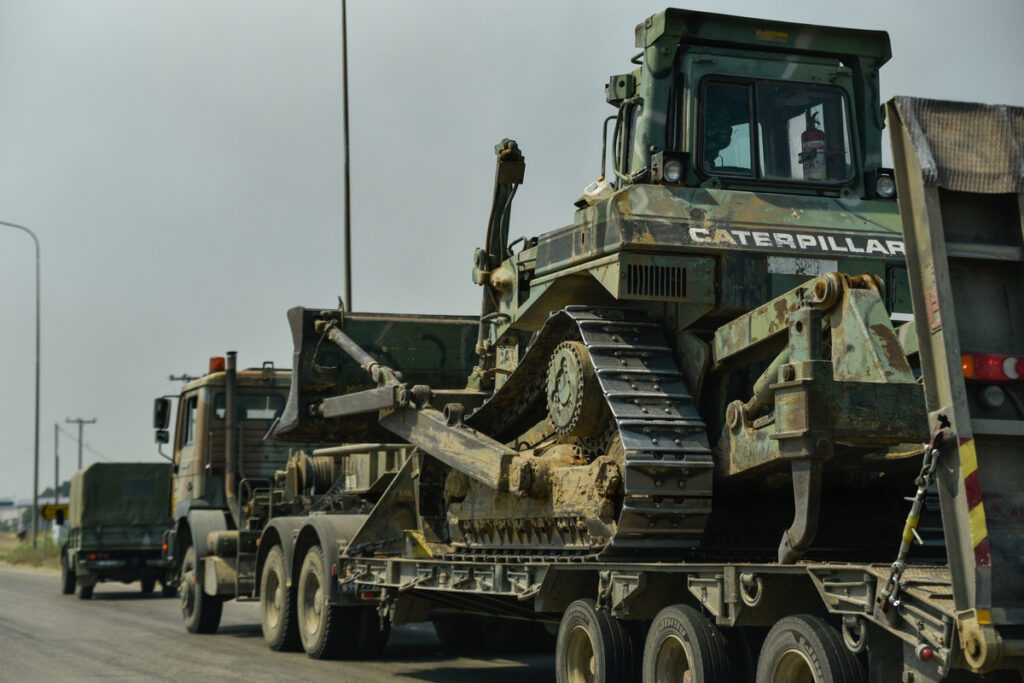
[213,392,285,421]
[701,79,854,184]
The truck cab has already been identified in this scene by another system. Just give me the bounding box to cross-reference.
[160,356,291,522]
[154,353,297,631]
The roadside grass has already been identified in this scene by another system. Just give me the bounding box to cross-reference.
[0,531,61,569]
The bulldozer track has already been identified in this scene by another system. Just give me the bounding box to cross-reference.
[465,306,714,558]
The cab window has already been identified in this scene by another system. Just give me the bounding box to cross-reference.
[701,79,854,184]
[180,395,198,447]
[213,393,285,421]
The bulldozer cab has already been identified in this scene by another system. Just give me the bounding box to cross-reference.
[607,9,891,199]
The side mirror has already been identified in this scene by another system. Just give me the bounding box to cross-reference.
[155,429,169,445]
[153,397,171,429]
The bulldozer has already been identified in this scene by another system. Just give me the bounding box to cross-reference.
[273,8,927,567]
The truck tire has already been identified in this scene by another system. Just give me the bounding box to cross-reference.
[77,582,93,600]
[61,555,75,595]
[296,544,349,659]
[260,545,300,651]
[556,598,636,683]
[140,578,156,594]
[756,615,864,683]
[296,545,390,660]
[180,546,222,634]
[297,544,342,659]
[642,604,730,683]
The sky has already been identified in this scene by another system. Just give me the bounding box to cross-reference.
[1,0,1022,500]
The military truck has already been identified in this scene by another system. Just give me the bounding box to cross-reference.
[155,331,490,651]
[245,8,1023,682]
[61,462,173,599]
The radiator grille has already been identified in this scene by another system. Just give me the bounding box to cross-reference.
[625,264,686,300]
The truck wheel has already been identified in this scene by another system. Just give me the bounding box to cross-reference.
[296,545,390,659]
[297,544,344,659]
[556,598,636,683]
[642,604,730,683]
[755,615,864,683]
[77,582,93,600]
[260,545,300,651]
[180,546,222,634]
[61,555,76,595]
[140,578,156,594]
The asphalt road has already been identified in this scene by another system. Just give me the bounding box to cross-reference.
[0,563,554,682]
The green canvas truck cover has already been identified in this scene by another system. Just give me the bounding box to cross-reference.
[69,462,172,528]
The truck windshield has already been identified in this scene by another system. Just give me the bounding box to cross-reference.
[213,393,285,421]
[700,79,854,184]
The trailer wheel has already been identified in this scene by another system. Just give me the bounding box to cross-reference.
[755,615,864,683]
[140,578,156,594]
[556,599,636,683]
[642,604,730,683]
[180,546,222,634]
[60,554,75,595]
[260,545,300,651]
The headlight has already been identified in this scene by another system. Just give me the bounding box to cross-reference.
[875,173,896,198]
[663,160,683,183]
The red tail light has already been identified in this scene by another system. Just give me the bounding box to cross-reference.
[962,353,1024,382]
[88,553,97,561]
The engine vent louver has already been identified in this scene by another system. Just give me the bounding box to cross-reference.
[625,263,686,300]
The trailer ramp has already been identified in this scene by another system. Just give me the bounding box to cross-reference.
[888,96,1024,673]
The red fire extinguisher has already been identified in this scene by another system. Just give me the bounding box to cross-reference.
[800,111,826,180]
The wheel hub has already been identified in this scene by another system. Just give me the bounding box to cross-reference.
[655,634,693,683]
[566,624,597,683]
[772,648,817,683]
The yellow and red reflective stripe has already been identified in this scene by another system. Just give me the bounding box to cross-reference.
[959,437,991,566]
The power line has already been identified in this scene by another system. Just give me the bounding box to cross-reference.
[65,417,96,470]
[56,425,112,463]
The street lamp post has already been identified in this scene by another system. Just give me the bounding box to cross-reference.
[1,221,41,549]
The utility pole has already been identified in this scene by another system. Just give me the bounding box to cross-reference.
[65,417,96,470]
[341,0,353,310]
[54,423,59,505]
[0,221,41,548]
